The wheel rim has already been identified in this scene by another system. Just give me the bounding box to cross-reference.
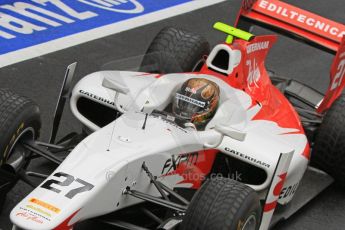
[3,127,34,173]
[241,214,257,230]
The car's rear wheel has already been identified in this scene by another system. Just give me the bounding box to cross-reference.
[311,94,345,188]
[180,178,261,230]
[140,27,210,74]
[0,89,41,211]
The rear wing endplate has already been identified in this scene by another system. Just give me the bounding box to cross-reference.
[235,0,345,112]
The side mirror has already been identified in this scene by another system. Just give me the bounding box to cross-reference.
[214,125,246,141]
[208,99,247,141]
[102,76,129,95]
[102,75,130,113]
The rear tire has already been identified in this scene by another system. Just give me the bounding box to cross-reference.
[0,89,41,211]
[140,27,210,73]
[180,178,261,230]
[311,95,345,188]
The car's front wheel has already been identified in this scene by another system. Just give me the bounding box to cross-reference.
[0,88,41,212]
[180,178,261,230]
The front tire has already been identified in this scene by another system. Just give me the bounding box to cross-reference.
[180,178,261,230]
[312,95,345,188]
[0,89,41,211]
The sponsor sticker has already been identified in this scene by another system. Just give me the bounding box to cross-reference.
[246,58,261,88]
[279,182,299,199]
[26,205,52,217]
[161,152,199,174]
[224,147,270,168]
[331,52,345,90]
[176,93,205,108]
[16,211,44,224]
[246,41,269,54]
[185,87,197,94]
[29,198,60,214]
[256,0,345,41]
[79,89,115,106]
[16,206,52,223]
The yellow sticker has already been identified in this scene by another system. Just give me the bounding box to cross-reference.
[29,198,60,213]
[26,205,52,217]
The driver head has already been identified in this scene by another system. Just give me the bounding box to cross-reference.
[172,78,220,129]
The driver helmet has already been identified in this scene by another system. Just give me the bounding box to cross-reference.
[172,78,220,127]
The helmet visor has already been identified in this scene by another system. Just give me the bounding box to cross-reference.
[172,93,206,120]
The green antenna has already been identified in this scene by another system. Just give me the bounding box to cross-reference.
[214,22,254,44]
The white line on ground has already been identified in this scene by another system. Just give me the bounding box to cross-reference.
[0,0,227,68]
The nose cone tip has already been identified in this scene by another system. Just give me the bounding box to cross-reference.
[10,205,68,230]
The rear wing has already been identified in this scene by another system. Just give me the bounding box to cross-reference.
[235,0,345,112]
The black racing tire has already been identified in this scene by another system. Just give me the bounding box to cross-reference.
[0,88,41,211]
[311,95,345,188]
[140,27,210,74]
[180,178,261,230]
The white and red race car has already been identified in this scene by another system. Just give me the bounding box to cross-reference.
[1,0,345,229]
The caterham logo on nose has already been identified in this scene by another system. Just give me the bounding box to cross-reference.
[78,0,145,14]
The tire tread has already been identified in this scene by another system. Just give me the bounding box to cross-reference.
[180,178,260,230]
[312,95,345,188]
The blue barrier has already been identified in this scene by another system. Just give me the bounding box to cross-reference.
[0,0,192,55]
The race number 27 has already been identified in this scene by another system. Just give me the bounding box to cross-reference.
[331,54,345,90]
[41,172,94,199]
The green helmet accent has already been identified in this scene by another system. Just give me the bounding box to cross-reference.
[213,22,254,44]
